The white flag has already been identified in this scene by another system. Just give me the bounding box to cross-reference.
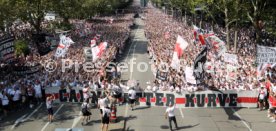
[170,35,189,69]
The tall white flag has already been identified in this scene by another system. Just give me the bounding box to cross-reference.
[170,35,189,70]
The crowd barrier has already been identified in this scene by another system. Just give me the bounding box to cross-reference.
[45,88,276,108]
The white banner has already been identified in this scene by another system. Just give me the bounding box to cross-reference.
[224,53,238,64]
[139,90,259,108]
[257,45,276,64]
[185,66,197,84]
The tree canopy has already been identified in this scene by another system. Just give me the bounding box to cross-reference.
[152,0,276,44]
[0,0,133,34]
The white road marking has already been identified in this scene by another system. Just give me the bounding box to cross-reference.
[231,108,252,131]
[41,104,64,131]
[11,103,43,130]
[11,114,28,130]
[179,108,184,118]
[71,111,82,128]
[124,103,129,118]
[129,29,140,80]
[125,28,139,61]
[21,103,43,122]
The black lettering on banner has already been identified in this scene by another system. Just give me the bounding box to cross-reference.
[69,89,78,102]
[79,90,84,102]
[166,94,175,106]
[218,94,228,106]
[207,94,217,107]
[144,92,153,106]
[59,89,68,102]
[185,94,195,107]
[156,93,164,106]
[196,94,205,107]
[229,94,238,107]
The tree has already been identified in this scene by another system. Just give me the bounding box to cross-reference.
[0,0,17,32]
[11,0,54,34]
[52,0,84,23]
[245,0,275,42]
[204,0,241,49]
[15,39,30,56]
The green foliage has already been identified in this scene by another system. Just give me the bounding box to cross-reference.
[51,21,73,31]
[9,0,54,34]
[0,0,17,32]
[15,39,30,56]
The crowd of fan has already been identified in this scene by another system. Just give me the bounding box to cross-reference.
[0,12,134,119]
[144,3,276,93]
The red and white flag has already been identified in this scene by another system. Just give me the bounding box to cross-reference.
[170,35,189,69]
[92,42,108,62]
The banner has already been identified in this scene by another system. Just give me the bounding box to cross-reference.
[0,35,15,63]
[256,45,276,64]
[193,47,207,84]
[185,66,197,84]
[44,88,264,108]
[256,45,276,78]
[156,69,168,81]
[13,63,41,75]
[139,90,259,108]
[223,53,238,64]
[226,64,237,80]
[84,47,93,61]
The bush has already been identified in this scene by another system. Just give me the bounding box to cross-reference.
[15,39,30,56]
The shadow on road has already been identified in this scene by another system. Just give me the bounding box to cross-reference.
[223,107,241,120]
[85,119,101,125]
[161,123,200,130]
[133,106,150,110]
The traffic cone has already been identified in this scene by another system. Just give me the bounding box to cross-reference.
[110,105,117,123]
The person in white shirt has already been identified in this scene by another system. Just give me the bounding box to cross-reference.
[128,88,136,111]
[268,82,276,123]
[258,86,267,111]
[10,88,21,109]
[46,94,54,123]
[165,103,178,131]
[0,91,9,116]
[101,106,111,131]
[98,96,108,115]
[34,80,42,104]
[83,84,90,103]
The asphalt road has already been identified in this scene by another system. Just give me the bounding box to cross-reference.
[1,102,275,131]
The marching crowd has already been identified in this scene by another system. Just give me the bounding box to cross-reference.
[0,11,134,120]
[144,3,276,122]
[1,0,276,126]
[144,3,276,93]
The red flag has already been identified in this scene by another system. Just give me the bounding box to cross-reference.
[199,34,205,45]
